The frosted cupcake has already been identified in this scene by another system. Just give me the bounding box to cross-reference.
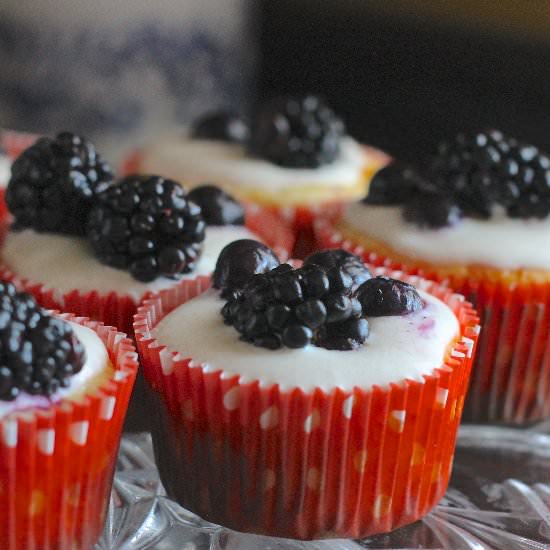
[317,129,550,423]
[0,281,138,550]
[1,133,292,334]
[135,243,479,540]
[129,95,389,256]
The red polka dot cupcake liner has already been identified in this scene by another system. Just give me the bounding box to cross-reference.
[0,314,138,550]
[0,207,293,336]
[134,272,479,540]
[316,217,550,424]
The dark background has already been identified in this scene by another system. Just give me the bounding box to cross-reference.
[258,1,550,162]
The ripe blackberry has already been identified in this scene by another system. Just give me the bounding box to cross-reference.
[303,249,372,290]
[0,281,86,401]
[222,261,369,351]
[430,130,550,219]
[191,111,250,144]
[363,163,434,205]
[87,175,205,282]
[6,132,113,234]
[402,192,463,229]
[250,94,345,168]
[187,185,245,226]
[356,277,423,316]
[213,239,280,298]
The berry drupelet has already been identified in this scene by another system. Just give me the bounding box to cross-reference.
[87,175,206,282]
[430,130,550,220]
[188,185,245,226]
[0,280,86,401]
[6,132,113,235]
[303,248,372,290]
[249,94,345,168]
[191,111,250,144]
[213,239,280,298]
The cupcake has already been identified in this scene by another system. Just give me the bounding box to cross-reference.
[135,243,479,540]
[128,95,389,256]
[0,281,138,549]
[1,133,293,334]
[317,129,550,424]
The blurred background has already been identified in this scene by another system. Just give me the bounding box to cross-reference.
[1,0,550,161]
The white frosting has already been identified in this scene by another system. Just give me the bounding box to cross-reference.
[0,321,109,419]
[153,289,459,392]
[2,225,258,301]
[343,203,550,270]
[0,154,10,188]
[139,137,368,192]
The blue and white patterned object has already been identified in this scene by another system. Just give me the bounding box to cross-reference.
[0,0,256,160]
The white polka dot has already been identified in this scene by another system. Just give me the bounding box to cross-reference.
[159,347,174,375]
[436,388,449,408]
[264,469,276,491]
[2,420,17,448]
[389,410,406,432]
[343,395,355,419]
[260,406,279,430]
[304,409,320,433]
[306,468,320,490]
[69,421,89,446]
[373,494,391,519]
[451,349,466,358]
[37,429,55,455]
[100,396,116,420]
[223,387,240,411]
[462,336,475,358]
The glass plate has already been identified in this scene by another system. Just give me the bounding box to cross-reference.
[95,425,550,550]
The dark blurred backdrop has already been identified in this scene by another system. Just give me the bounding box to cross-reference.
[258,0,550,162]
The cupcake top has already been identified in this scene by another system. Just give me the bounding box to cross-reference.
[153,244,459,392]
[0,281,111,419]
[138,95,386,206]
[344,130,550,270]
[2,133,262,300]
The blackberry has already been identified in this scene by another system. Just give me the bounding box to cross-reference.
[0,281,86,401]
[191,111,249,144]
[188,185,245,226]
[250,94,345,168]
[87,175,205,282]
[213,239,280,298]
[303,249,372,290]
[356,277,423,317]
[430,130,550,219]
[222,261,369,351]
[6,132,113,235]
[363,163,433,205]
[403,192,463,229]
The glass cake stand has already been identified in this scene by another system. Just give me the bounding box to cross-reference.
[94,425,550,550]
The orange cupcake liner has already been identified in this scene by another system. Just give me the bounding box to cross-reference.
[134,272,479,540]
[0,206,293,335]
[0,314,138,550]
[316,217,550,424]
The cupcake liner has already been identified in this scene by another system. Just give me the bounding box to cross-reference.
[0,314,138,550]
[134,271,479,540]
[316,217,550,424]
